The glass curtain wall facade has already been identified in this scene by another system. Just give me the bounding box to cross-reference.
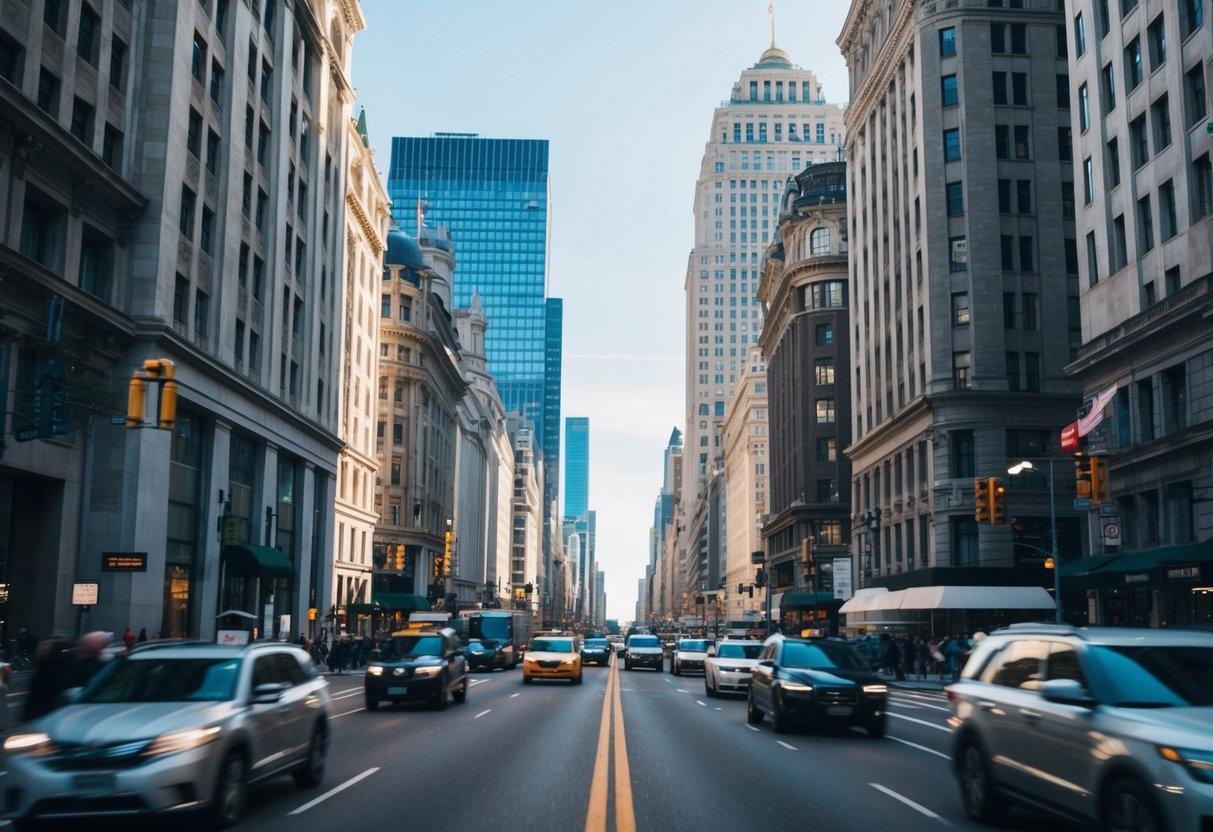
[564,417,590,519]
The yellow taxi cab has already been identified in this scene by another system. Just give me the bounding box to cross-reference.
[522,633,582,685]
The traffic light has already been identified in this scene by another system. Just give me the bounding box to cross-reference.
[754,568,765,588]
[395,543,404,571]
[974,478,991,523]
[127,359,177,430]
[1075,455,1092,500]
[443,530,452,575]
[1089,455,1108,505]
[126,374,147,429]
[991,478,1007,525]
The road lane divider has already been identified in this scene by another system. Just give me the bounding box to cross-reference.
[867,783,947,822]
[585,659,614,832]
[474,709,492,719]
[288,767,379,815]
[610,659,636,832]
[888,712,951,732]
[776,740,798,751]
[585,658,636,832]
[887,736,952,761]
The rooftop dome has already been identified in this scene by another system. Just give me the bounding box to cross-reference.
[756,44,793,68]
[385,227,424,271]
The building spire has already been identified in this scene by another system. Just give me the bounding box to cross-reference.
[768,3,776,48]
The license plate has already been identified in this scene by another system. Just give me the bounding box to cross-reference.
[827,705,853,716]
[72,773,115,794]
[388,686,407,695]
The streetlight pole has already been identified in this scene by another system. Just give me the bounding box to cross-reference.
[1008,459,1061,624]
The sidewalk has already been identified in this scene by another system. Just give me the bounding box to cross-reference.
[877,671,948,692]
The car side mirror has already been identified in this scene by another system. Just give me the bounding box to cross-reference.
[758,659,774,667]
[59,686,84,706]
[250,681,289,705]
[1040,678,1096,708]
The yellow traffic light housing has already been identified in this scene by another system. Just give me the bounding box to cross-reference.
[991,478,1007,525]
[126,359,177,430]
[443,530,452,576]
[1089,456,1107,505]
[1075,454,1092,500]
[126,375,147,429]
[395,543,405,571]
[974,478,991,523]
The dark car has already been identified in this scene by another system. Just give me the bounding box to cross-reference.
[623,634,664,671]
[465,638,506,671]
[580,638,611,667]
[747,634,887,737]
[365,627,468,711]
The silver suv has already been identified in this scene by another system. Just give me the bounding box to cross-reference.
[3,640,330,829]
[948,624,1213,831]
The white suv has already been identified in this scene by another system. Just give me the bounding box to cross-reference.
[948,623,1213,831]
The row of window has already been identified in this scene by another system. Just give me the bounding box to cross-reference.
[1075,0,1202,59]
[744,79,820,103]
[729,121,838,144]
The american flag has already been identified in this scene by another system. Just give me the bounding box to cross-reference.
[1077,384,1118,437]
[416,196,424,239]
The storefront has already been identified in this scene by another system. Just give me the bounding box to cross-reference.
[1061,540,1213,627]
[840,585,1057,637]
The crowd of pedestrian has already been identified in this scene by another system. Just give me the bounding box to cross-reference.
[875,632,981,682]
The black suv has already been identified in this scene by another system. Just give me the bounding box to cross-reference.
[365,627,468,710]
[747,634,888,737]
[580,638,611,667]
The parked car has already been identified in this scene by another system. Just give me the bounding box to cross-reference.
[2,640,330,830]
[747,634,887,737]
[522,635,582,684]
[365,627,469,710]
[623,634,664,672]
[948,623,1213,831]
[464,638,506,672]
[671,638,710,675]
[704,640,764,697]
[580,638,611,667]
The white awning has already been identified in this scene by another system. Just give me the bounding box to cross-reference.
[896,585,1055,611]
[838,588,889,614]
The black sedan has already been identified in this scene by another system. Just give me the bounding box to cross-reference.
[365,627,469,711]
[747,635,887,737]
[580,637,611,666]
[465,638,506,671]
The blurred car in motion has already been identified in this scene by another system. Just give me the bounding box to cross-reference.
[0,660,10,732]
[2,641,329,830]
[704,640,764,697]
[464,638,506,672]
[522,635,582,684]
[623,634,664,672]
[579,638,611,667]
[365,627,468,710]
[948,623,1213,831]
[671,638,710,675]
[747,634,887,737]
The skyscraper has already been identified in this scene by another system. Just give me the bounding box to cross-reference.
[683,40,846,506]
[564,417,590,518]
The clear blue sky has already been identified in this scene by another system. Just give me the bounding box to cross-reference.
[352,0,852,622]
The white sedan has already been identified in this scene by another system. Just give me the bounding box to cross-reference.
[703,640,764,697]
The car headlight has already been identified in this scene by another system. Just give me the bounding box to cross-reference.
[413,666,442,677]
[367,665,384,676]
[4,732,53,754]
[1159,746,1213,784]
[561,659,577,665]
[780,682,813,693]
[863,684,888,695]
[144,726,221,757]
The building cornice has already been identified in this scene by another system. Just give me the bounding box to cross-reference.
[841,0,916,129]
[345,190,384,255]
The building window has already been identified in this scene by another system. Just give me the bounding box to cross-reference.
[1014,125,1031,159]
[815,362,834,385]
[1074,12,1087,55]
[209,59,224,105]
[1194,154,1213,220]
[1010,22,1026,53]
[815,399,836,423]
[1083,157,1095,203]
[1019,235,1035,272]
[815,323,833,345]
[943,128,961,160]
[1087,231,1100,286]
[192,32,207,82]
[1107,136,1121,187]
[1159,179,1178,239]
[194,288,209,337]
[1058,126,1072,162]
[1138,195,1155,251]
[1125,37,1144,89]
[810,281,845,309]
[1024,353,1041,391]
[952,292,970,326]
[1130,114,1149,168]
[991,23,1007,54]
[996,125,1010,159]
[940,27,956,57]
[69,97,93,143]
[950,236,968,271]
[952,429,975,478]
[1180,0,1204,39]
[381,294,391,318]
[953,352,971,389]
[36,67,59,114]
[1057,73,1070,108]
[78,224,112,301]
[1148,15,1166,69]
[200,208,214,254]
[173,274,189,325]
[77,4,100,65]
[1007,351,1022,390]
[206,130,220,173]
[946,181,964,215]
[1152,94,1172,150]
[810,227,830,255]
[1185,62,1207,128]
[1078,83,1090,131]
[1101,63,1116,113]
[816,438,837,463]
[179,186,196,237]
[186,109,202,156]
[941,74,958,106]
[1023,293,1039,329]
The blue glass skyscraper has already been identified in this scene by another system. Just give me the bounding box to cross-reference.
[564,417,589,518]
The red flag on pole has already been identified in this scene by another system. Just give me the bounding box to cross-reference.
[416,196,424,240]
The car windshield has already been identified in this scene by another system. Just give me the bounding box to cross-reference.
[531,638,574,652]
[717,643,763,659]
[466,640,490,652]
[629,636,660,648]
[679,640,708,651]
[469,616,510,643]
[585,639,608,648]
[780,641,868,671]
[1098,644,1213,707]
[80,657,241,703]
[382,635,444,658]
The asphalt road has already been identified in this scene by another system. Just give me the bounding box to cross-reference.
[0,660,1082,831]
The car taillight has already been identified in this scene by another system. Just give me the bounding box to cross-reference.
[944,686,957,702]
[2,665,10,686]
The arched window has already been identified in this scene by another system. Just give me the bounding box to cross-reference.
[810,227,831,255]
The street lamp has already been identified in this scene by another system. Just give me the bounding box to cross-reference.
[1008,459,1061,624]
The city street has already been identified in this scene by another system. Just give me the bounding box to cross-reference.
[0,658,1082,832]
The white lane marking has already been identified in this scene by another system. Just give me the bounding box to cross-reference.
[776,740,797,751]
[868,783,945,820]
[745,725,760,732]
[331,707,365,719]
[288,767,379,815]
[888,735,952,760]
[676,689,689,693]
[510,693,521,698]
[469,678,491,687]
[888,712,951,733]
[695,700,707,707]
[889,696,950,713]
[714,707,722,711]
[330,689,362,701]
[474,709,492,719]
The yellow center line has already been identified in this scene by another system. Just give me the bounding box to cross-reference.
[611,658,636,832]
[585,659,614,832]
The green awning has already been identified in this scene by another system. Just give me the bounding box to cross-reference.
[223,544,294,579]
[371,593,430,612]
[1102,539,1213,573]
[346,603,375,616]
[779,591,840,608]
[1058,554,1120,578]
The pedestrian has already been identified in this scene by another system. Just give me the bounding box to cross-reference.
[18,627,38,655]
[64,631,112,689]
[915,637,930,680]
[327,636,340,674]
[945,633,963,683]
[136,627,148,643]
[122,628,136,650]
[24,637,73,722]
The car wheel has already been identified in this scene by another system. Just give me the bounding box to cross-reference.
[293,723,328,788]
[746,692,764,725]
[209,751,248,829]
[770,697,790,734]
[865,715,886,739]
[453,676,468,704]
[573,671,583,685]
[365,694,380,711]
[957,737,1005,824]
[432,675,449,710]
[1103,777,1163,832]
[523,674,533,685]
[625,660,632,671]
[705,676,716,698]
